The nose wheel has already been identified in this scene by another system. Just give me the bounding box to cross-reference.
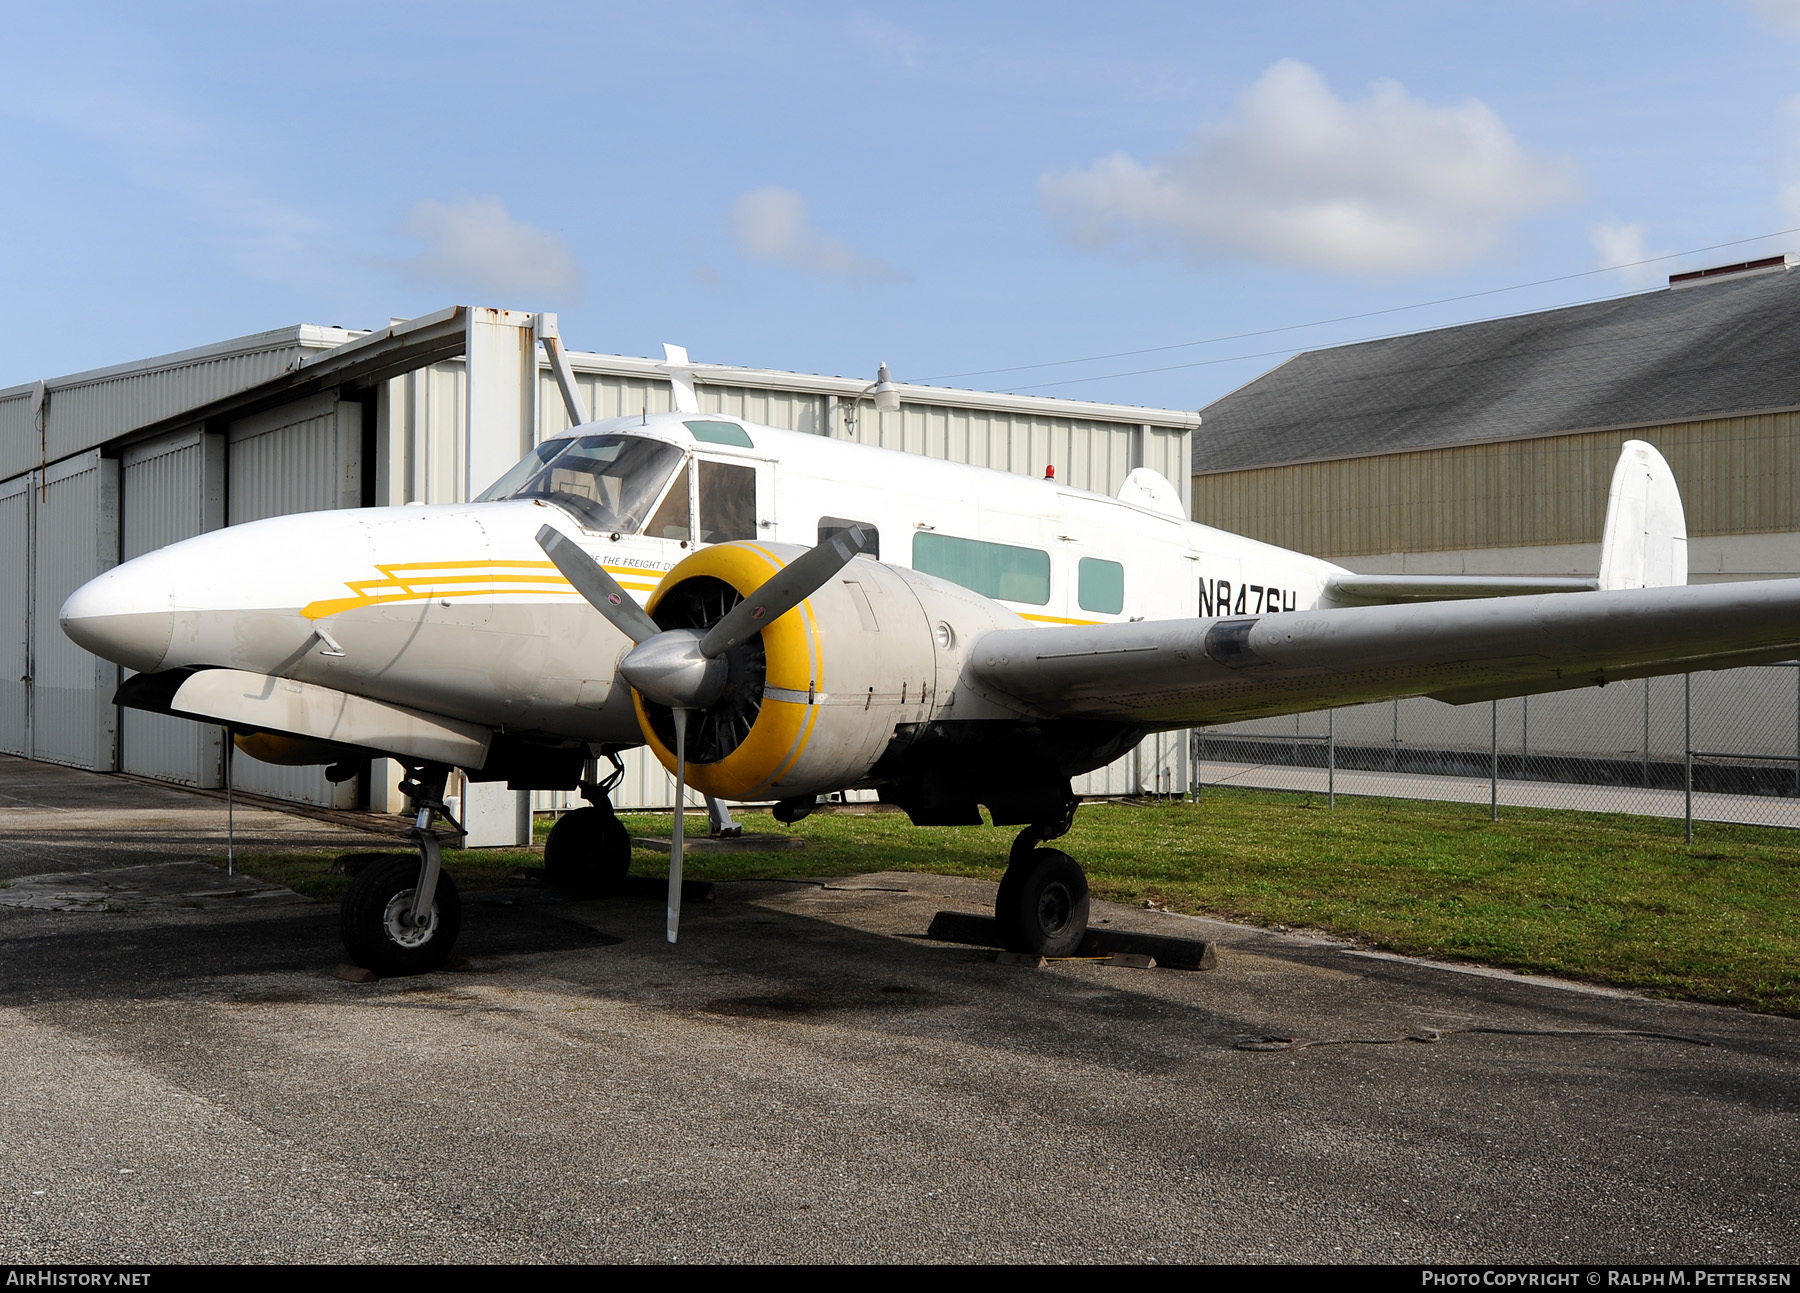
[994,798,1089,957]
[340,763,463,976]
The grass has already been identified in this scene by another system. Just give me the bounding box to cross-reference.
[208,788,1800,1015]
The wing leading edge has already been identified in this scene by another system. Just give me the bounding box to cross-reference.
[964,579,1800,729]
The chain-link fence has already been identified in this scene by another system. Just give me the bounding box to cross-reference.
[1194,663,1800,835]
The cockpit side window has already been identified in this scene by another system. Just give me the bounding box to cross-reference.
[482,434,684,533]
[645,463,692,541]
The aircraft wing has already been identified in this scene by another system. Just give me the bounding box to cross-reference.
[964,580,1800,728]
[1321,573,1597,604]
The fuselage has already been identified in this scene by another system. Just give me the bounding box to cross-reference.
[62,412,1349,751]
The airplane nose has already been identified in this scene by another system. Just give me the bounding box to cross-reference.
[60,550,176,674]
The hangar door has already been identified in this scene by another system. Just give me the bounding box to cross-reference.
[0,473,32,756]
[29,451,120,770]
[226,394,363,807]
[119,430,225,786]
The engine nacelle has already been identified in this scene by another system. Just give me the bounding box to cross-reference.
[634,542,1025,801]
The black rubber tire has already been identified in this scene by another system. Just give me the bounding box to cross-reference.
[995,847,1090,957]
[543,806,632,894]
[340,855,462,976]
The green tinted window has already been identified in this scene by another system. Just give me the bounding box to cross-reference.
[912,533,1051,605]
[684,420,754,448]
[1078,557,1125,615]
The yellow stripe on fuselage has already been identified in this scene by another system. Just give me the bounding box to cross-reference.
[301,559,659,620]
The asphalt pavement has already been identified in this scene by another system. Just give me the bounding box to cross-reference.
[0,755,1795,1263]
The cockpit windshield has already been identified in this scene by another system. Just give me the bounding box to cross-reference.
[475,434,685,533]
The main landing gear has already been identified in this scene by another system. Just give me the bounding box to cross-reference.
[994,796,1090,957]
[542,754,632,894]
[341,763,463,976]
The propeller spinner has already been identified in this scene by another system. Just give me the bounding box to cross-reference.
[535,523,869,942]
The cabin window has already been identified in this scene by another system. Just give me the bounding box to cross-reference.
[685,420,754,448]
[818,516,879,559]
[1077,558,1125,615]
[913,533,1051,605]
[698,460,757,542]
[480,434,684,535]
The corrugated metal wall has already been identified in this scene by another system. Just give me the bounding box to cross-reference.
[225,395,362,806]
[0,473,33,756]
[839,405,1152,503]
[119,430,224,785]
[1192,411,1800,559]
[0,391,32,480]
[29,452,119,770]
[378,363,467,504]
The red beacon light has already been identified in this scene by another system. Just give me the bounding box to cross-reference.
[1044,465,1055,480]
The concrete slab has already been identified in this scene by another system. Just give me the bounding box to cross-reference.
[0,860,306,913]
[0,756,1794,1263]
[0,755,402,879]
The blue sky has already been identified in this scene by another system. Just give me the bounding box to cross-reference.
[6,1,1800,412]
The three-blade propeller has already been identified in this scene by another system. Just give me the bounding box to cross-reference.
[535,523,868,943]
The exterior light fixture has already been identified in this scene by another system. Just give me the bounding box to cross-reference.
[841,362,901,433]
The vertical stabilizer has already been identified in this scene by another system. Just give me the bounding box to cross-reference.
[662,344,700,413]
[1597,439,1688,590]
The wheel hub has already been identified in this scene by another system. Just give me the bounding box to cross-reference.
[1036,882,1073,935]
[381,889,438,949]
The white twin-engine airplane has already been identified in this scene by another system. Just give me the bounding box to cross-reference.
[57,370,1800,976]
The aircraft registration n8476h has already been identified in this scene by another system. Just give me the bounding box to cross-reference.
[60,399,1800,975]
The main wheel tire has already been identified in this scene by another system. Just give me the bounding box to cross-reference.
[543,806,632,894]
[996,847,1090,957]
[340,855,462,976]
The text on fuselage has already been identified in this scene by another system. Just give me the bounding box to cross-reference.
[1200,578,1295,616]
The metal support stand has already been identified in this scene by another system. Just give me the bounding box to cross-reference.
[1684,673,1694,844]
[706,796,742,837]
[223,726,235,877]
[1327,710,1336,810]
[1490,700,1499,822]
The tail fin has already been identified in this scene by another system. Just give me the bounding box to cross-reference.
[1597,440,1688,590]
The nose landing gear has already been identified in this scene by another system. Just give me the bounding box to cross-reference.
[994,795,1089,957]
[340,763,463,976]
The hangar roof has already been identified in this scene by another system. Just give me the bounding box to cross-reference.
[1193,264,1800,474]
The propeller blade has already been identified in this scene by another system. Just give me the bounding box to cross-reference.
[698,524,871,658]
[536,525,662,645]
[668,706,688,944]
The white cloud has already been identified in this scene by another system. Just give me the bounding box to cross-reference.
[1749,0,1800,35]
[1039,59,1580,277]
[1590,220,1669,290]
[729,187,903,280]
[400,197,583,300]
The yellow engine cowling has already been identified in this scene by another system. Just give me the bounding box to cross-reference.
[633,541,1022,801]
